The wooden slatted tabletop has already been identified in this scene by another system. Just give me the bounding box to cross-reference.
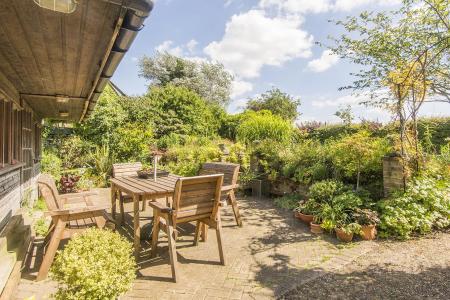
[110,174,181,256]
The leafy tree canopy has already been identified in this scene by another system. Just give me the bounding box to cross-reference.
[122,84,220,138]
[237,110,293,144]
[329,0,449,105]
[139,51,234,106]
[246,88,301,121]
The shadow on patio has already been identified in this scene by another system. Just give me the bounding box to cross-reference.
[14,191,374,299]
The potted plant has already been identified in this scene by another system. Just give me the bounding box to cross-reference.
[335,222,362,243]
[310,215,324,234]
[294,199,320,224]
[352,208,380,240]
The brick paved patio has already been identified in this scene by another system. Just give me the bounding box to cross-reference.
[13,190,377,299]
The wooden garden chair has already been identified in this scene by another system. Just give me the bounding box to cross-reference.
[36,174,112,281]
[112,162,144,223]
[199,162,242,238]
[149,174,225,282]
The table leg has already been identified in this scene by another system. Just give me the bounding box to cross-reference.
[133,194,141,257]
[111,184,116,220]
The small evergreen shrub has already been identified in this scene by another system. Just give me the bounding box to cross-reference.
[51,228,136,300]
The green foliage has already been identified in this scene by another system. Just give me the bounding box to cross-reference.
[274,194,300,210]
[142,85,220,138]
[33,197,47,211]
[139,51,233,106]
[327,131,391,188]
[34,218,49,237]
[378,176,450,239]
[51,228,136,300]
[352,208,380,226]
[114,123,153,162]
[295,199,322,215]
[237,111,293,144]
[41,151,62,179]
[164,136,221,176]
[58,135,94,170]
[89,146,115,187]
[77,85,127,146]
[334,105,354,126]
[338,222,362,235]
[280,139,329,185]
[317,191,364,230]
[246,88,301,121]
[308,180,346,203]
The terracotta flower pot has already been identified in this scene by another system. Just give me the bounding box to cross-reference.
[295,211,314,224]
[335,228,353,242]
[360,224,377,240]
[310,222,323,234]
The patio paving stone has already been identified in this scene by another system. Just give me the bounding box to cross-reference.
[12,188,378,299]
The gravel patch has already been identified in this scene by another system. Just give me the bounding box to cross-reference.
[282,230,450,300]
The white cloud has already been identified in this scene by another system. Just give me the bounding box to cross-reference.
[155,40,183,56]
[186,39,198,53]
[260,0,331,14]
[259,0,400,14]
[204,9,313,79]
[311,94,362,108]
[307,50,339,72]
[155,39,200,57]
[231,79,253,99]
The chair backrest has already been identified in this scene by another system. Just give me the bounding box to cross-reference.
[172,174,223,223]
[38,174,62,211]
[199,162,240,186]
[112,162,142,178]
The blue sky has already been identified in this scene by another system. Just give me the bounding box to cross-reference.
[112,0,450,123]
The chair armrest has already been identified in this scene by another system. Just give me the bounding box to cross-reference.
[148,201,172,213]
[221,184,239,192]
[44,203,110,217]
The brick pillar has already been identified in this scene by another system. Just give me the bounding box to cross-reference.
[383,155,406,197]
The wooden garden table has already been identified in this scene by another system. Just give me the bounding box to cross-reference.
[110,174,181,256]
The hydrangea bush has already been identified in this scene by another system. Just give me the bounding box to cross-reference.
[51,228,136,300]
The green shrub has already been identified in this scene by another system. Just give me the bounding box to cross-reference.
[51,228,136,300]
[308,180,346,203]
[41,151,62,179]
[58,135,94,170]
[237,110,293,144]
[281,139,329,185]
[378,176,450,239]
[34,218,49,236]
[113,123,153,162]
[327,131,391,189]
[295,199,322,215]
[274,194,300,210]
[164,136,221,176]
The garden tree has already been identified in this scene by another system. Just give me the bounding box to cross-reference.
[329,0,449,173]
[329,131,391,190]
[139,51,233,106]
[246,88,301,122]
[76,84,127,147]
[334,105,354,126]
[123,85,220,138]
[237,110,293,144]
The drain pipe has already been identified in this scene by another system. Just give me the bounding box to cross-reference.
[83,0,153,118]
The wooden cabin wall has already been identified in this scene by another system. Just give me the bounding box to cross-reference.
[0,98,41,231]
